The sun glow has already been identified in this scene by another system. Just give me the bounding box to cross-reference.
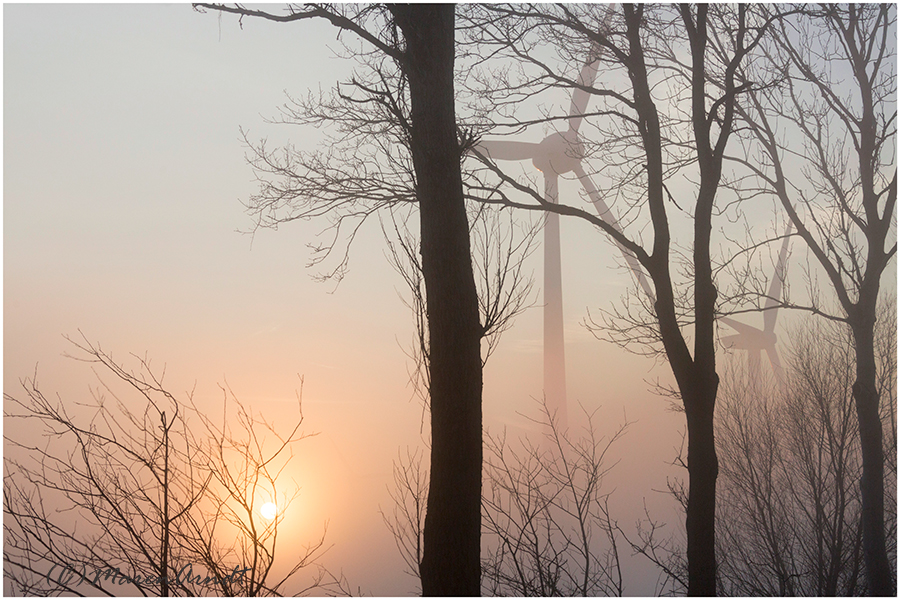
[260,502,277,520]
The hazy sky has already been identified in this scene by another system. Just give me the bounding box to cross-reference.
[4,4,829,595]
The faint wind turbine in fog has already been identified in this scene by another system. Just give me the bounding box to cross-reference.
[474,6,654,430]
[720,222,793,381]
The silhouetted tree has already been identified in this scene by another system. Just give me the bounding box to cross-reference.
[481,403,628,596]
[385,400,627,596]
[381,447,428,593]
[732,5,897,593]
[192,4,484,594]
[383,205,537,420]
[4,335,337,596]
[716,297,897,595]
[462,5,785,593]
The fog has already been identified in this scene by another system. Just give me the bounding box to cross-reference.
[5,4,892,597]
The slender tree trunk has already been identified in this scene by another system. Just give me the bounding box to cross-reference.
[681,5,723,594]
[623,5,722,593]
[658,282,720,597]
[848,9,895,589]
[685,193,720,597]
[850,311,894,596]
[161,412,170,597]
[390,5,484,596]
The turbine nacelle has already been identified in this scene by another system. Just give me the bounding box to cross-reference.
[720,222,793,382]
[533,131,584,175]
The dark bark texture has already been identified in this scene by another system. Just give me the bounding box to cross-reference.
[390,5,484,596]
[851,308,894,596]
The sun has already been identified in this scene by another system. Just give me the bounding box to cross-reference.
[260,502,277,520]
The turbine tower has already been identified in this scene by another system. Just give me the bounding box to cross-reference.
[474,7,656,429]
[477,88,589,429]
[721,222,793,381]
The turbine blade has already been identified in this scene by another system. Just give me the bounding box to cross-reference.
[764,221,793,333]
[575,165,655,301]
[568,7,615,133]
[568,58,600,133]
[721,333,742,347]
[575,163,614,222]
[476,140,541,161]
[720,316,764,337]
[766,346,784,381]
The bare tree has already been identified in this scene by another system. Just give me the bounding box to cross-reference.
[716,294,897,596]
[717,326,863,596]
[731,5,897,593]
[383,204,538,415]
[460,5,786,593]
[192,4,485,594]
[4,335,337,596]
[384,400,627,596]
[481,402,628,596]
[615,296,896,597]
[381,447,428,594]
[178,381,333,597]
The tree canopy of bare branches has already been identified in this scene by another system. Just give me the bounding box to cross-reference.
[481,404,628,597]
[732,4,897,593]
[4,335,338,596]
[384,401,628,596]
[460,5,789,593]
[717,296,897,595]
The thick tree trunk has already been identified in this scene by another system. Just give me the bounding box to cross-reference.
[842,6,895,593]
[626,6,722,593]
[657,282,720,597]
[850,316,894,596]
[681,5,723,594]
[390,5,484,596]
[684,385,719,596]
[849,13,895,590]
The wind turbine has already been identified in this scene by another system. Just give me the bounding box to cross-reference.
[720,222,793,381]
[476,100,584,430]
[474,7,654,429]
